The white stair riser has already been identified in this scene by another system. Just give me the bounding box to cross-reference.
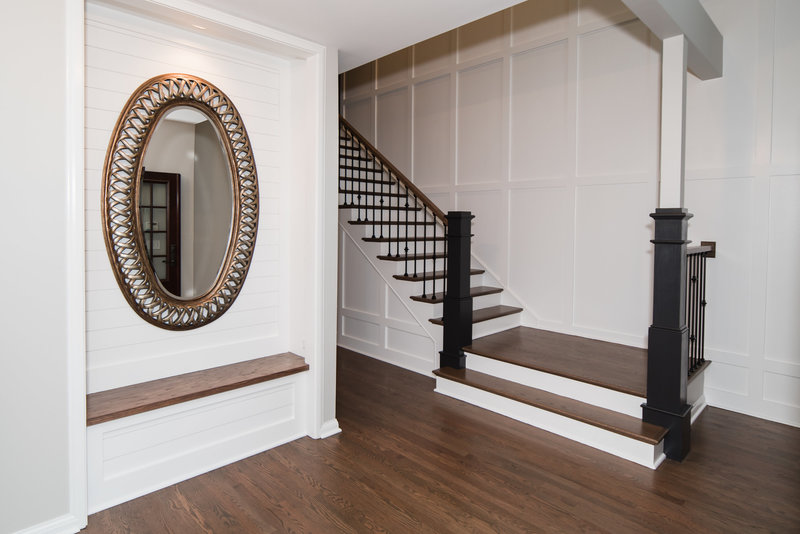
[466,354,645,418]
[435,377,665,470]
[472,312,522,339]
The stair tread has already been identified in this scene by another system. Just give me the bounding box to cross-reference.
[411,286,502,304]
[339,177,395,185]
[429,305,522,326]
[363,236,446,243]
[433,366,667,445]
[378,253,443,262]
[463,327,647,397]
[340,205,421,212]
[350,220,438,226]
[394,269,484,281]
[339,190,405,197]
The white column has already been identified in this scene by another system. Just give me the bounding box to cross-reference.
[659,34,688,208]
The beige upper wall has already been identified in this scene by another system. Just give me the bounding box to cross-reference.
[341,0,800,427]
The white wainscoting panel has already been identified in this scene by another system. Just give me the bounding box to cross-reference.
[87,373,307,514]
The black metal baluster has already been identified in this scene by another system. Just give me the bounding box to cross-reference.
[432,211,438,301]
[413,195,419,278]
[422,213,428,298]
[403,192,409,277]
[371,156,376,237]
[443,221,448,299]
[699,253,707,368]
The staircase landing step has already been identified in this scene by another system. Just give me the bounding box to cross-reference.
[411,286,501,304]
[433,367,667,445]
[339,204,421,212]
[364,236,445,243]
[429,305,522,326]
[464,326,647,397]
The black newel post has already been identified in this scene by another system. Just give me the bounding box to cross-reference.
[643,207,692,461]
[440,211,473,369]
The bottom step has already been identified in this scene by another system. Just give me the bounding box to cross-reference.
[429,305,522,326]
[433,367,667,469]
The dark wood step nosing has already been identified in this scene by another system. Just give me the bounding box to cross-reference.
[339,205,422,211]
[350,220,437,226]
[433,367,667,445]
[363,236,446,243]
[411,286,502,304]
[378,253,443,262]
[429,305,523,326]
[339,190,405,197]
[394,268,484,281]
[86,353,309,426]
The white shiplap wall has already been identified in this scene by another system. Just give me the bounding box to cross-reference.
[342,0,800,427]
[85,4,289,393]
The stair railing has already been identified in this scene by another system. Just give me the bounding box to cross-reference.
[339,117,447,301]
[339,118,475,369]
[686,241,714,376]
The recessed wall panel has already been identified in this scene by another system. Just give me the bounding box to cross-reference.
[771,0,800,169]
[377,88,410,175]
[342,316,380,345]
[511,0,569,46]
[686,0,758,171]
[414,32,452,77]
[510,41,569,181]
[377,48,410,89]
[509,187,572,323]
[342,237,382,315]
[684,177,753,356]
[457,190,508,284]
[413,75,451,187]
[345,62,374,98]
[706,362,749,396]
[456,60,504,185]
[458,11,506,63]
[574,183,654,339]
[346,97,374,143]
[765,175,800,366]
[576,21,658,177]
[763,372,800,408]
[578,0,633,28]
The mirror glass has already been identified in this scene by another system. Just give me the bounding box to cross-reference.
[141,106,233,299]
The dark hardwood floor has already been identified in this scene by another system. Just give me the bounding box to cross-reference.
[84,347,800,533]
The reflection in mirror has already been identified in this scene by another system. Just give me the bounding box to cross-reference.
[141,106,233,299]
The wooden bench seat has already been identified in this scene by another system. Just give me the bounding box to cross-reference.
[87,352,309,426]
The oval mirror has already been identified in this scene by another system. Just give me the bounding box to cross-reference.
[102,74,259,330]
[141,106,234,299]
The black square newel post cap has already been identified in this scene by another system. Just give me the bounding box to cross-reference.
[650,208,693,244]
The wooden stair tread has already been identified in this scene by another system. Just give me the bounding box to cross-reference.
[378,253,443,262]
[339,190,405,197]
[429,305,522,326]
[350,220,438,226]
[411,286,502,304]
[339,177,394,185]
[340,164,383,172]
[433,367,667,445]
[87,353,308,426]
[464,326,647,397]
[339,204,421,211]
[363,236,446,243]
[394,268,484,282]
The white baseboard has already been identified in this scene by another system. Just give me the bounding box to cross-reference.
[435,377,665,470]
[466,354,645,417]
[88,373,308,514]
[11,513,84,534]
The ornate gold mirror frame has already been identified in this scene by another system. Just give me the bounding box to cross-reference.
[102,73,259,330]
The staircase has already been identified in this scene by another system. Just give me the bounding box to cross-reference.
[339,118,523,340]
[338,117,709,469]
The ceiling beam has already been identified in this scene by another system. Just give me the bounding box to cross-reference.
[621,0,723,79]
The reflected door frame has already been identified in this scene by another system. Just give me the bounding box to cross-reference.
[141,170,181,295]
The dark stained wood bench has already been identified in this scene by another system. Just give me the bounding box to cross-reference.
[87,352,309,426]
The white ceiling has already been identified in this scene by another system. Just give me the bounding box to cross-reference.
[188,0,524,72]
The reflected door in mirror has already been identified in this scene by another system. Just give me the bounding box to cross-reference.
[141,171,181,295]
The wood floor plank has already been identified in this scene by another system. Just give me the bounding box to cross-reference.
[84,347,800,534]
[465,326,648,396]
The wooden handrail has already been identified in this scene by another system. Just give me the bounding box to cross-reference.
[340,116,447,223]
[687,241,716,258]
